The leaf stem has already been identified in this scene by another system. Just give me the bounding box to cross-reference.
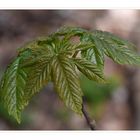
[82,98,96,130]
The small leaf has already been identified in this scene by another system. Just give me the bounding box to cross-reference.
[92,30,136,50]
[81,45,104,69]
[81,34,105,68]
[24,56,52,101]
[73,58,105,83]
[0,57,27,123]
[51,55,83,114]
[91,36,105,67]
[101,40,140,65]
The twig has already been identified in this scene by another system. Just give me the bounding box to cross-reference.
[82,99,96,130]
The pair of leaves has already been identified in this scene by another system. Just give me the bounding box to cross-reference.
[0,26,140,123]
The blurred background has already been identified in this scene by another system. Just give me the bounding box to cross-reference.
[0,10,140,130]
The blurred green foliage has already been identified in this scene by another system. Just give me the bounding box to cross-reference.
[80,74,121,119]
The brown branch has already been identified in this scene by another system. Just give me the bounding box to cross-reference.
[82,99,96,130]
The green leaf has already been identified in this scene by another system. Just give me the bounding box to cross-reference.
[18,40,53,57]
[24,56,51,101]
[92,30,136,50]
[81,34,105,68]
[51,56,83,114]
[73,58,105,83]
[101,40,140,65]
[91,36,105,66]
[81,44,104,69]
[81,48,97,64]
[0,57,27,123]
